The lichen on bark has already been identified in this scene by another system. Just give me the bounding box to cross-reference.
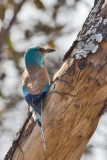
[64,0,107,60]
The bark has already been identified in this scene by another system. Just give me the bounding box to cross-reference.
[4,0,107,160]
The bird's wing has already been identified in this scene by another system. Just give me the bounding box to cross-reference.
[22,66,50,95]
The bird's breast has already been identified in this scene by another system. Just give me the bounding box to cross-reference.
[22,65,50,95]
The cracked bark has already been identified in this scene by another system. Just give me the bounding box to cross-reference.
[4,0,107,160]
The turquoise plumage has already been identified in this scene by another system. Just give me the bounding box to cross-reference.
[22,45,55,151]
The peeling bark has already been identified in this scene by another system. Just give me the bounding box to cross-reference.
[4,0,107,160]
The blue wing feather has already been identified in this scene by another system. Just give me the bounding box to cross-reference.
[22,86,29,96]
[22,82,49,122]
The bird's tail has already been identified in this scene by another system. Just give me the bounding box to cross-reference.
[32,98,42,121]
[32,98,46,151]
[37,120,46,151]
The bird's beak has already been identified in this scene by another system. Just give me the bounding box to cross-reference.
[46,48,56,53]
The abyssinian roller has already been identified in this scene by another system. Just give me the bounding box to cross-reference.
[22,46,55,151]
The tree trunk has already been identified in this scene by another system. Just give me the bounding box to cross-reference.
[4,0,107,160]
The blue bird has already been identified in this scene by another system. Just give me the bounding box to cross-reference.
[22,46,55,151]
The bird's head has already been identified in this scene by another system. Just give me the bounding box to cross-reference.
[25,45,56,67]
[26,45,55,56]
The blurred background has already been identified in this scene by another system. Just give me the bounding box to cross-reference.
[0,0,107,160]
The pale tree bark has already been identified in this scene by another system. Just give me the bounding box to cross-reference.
[4,0,107,160]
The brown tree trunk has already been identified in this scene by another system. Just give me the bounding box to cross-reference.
[4,0,107,160]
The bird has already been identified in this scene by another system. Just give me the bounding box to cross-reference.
[22,45,55,151]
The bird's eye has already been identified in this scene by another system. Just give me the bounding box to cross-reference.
[38,48,45,52]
